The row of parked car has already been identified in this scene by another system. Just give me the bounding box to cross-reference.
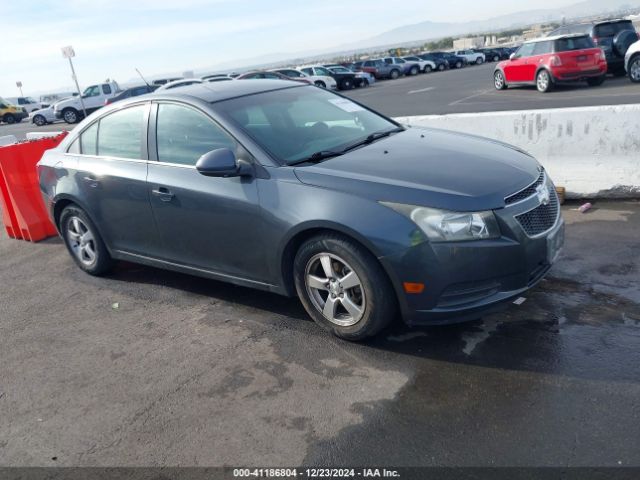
[493,18,640,93]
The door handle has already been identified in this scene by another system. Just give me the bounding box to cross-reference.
[83,176,99,187]
[152,187,175,202]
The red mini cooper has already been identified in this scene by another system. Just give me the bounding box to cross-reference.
[494,34,607,93]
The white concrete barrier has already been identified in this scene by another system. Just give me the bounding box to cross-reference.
[0,135,17,146]
[25,132,64,140]
[396,104,640,198]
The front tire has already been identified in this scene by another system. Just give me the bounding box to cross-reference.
[60,206,114,276]
[3,114,15,124]
[340,78,353,90]
[424,65,432,73]
[390,69,400,79]
[409,66,419,76]
[493,55,500,62]
[314,80,326,88]
[628,56,640,83]
[455,61,462,69]
[438,64,445,71]
[494,70,507,90]
[294,234,396,341]
[33,115,47,126]
[476,57,484,65]
[536,69,553,93]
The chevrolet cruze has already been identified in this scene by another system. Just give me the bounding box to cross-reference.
[38,81,564,341]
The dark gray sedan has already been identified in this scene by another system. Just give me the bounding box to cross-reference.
[37,81,564,341]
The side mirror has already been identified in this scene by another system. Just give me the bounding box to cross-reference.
[195,148,252,178]
[509,53,516,60]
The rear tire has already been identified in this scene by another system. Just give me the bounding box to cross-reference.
[3,114,15,124]
[438,64,445,71]
[536,69,553,93]
[493,55,500,62]
[33,115,47,126]
[455,61,462,69]
[340,78,353,90]
[587,75,605,87]
[294,234,396,341]
[476,57,484,65]
[424,65,432,73]
[409,66,419,75]
[494,70,507,90]
[390,69,400,79]
[314,80,326,88]
[60,206,114,276]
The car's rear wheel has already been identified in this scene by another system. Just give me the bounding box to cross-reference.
[33,115,47,126]
[493,55,499,62]
[60,206,114,276]
[494,70,507,90]
[340,78,353,90]
[409,66,419,75]
[3,114,15,124]
[62,108,79,124]
[456,61,462,68]
[390,69,400,79]
[438,63,445,71]
[587,75,606,87]
[314,80,326,88]
[476,57,484,65]
[424,65,432,73]
[629,55,640,83]
[536,69,552,93]
[294,234,396,341]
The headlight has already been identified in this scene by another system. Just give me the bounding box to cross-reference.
[381,202,500,242]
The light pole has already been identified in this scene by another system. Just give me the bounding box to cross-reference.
[61,45,87,119]
[16,81,24,97]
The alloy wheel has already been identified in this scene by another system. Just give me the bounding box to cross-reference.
[304,253,366,327]
[64,110,78,123]
[537,71,550,92]
[494,71,505,89]
[67,216,97,266]
[630,58,640,82]
[34,115,46,126]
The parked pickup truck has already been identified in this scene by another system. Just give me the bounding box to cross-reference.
[54,81,121,123]
[453,49,486,65]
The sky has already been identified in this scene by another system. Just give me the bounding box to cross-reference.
[1,0,582,96]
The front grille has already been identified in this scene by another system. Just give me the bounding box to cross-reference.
[505,170,545,205]
[515,189,559,236]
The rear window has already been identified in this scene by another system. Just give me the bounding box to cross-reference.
[594,21,634,37]
[555,36,595,52]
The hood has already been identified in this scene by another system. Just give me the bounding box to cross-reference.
[293,127,540,211]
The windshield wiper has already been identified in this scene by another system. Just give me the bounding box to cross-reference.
[287,126,404,166]
[288,150,344,166]
[340,126,405,154]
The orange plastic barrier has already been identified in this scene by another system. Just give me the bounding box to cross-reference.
[0,132,68,242]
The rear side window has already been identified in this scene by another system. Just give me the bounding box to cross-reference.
[594,21,633,37]
[555,36,595,52]
[532,41,553,56]
[156,103,235,166]
[102,84,112,95]
[514,43,535,58]
[97,105,146,159]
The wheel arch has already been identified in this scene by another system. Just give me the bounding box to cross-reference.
[52,195,113,254]
[279,222,391,298]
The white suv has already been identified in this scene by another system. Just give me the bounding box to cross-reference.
[625,39,640,83]
[454,50,485,65]
[54,81,121,123]
[5,96,45,113]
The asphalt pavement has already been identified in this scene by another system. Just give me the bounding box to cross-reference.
[1,200,639,467]
[342,63,640,116]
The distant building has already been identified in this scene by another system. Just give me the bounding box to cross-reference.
[453,36,485,49]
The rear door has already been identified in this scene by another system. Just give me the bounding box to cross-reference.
[503,43,535,82]
[146,101,266,280]
[72,102,162,257]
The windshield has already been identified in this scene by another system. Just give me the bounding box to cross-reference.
[555,36,594,51]
[216,86,398,165]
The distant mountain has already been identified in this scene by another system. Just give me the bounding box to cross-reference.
[342,0,640,49]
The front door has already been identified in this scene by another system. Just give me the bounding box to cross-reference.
[503,43,536,83]
[147,102,267,282]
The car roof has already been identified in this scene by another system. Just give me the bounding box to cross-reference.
[526,33,589,43]
[143,79,304,103]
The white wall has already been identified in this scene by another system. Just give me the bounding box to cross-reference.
[396,104,640,198]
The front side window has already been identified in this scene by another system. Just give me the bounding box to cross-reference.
[315,67,333,76]
[97,105,146,159]
[514,43,535,59]
[83,86,100,97]
[301,68,313,75]
[156,103,236,166]
[80,122,98,155]
[217,86,398,165]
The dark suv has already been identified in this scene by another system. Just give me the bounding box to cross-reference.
[548,19,639,75]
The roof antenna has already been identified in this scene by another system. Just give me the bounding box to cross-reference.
[135,68,151,88]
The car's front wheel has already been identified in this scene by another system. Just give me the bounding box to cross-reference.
[390,69,400,79]
[62,108,80,124]
[424,65,432,73]
[3,114,16,124]
[340,78,353,90]
[476,57,484,65]
[314,80,326,88]
[409,66,419,75]
[438,64,445,71]
[33,115,47,126]
[494,70,507,90]
[455,61,462,68]
[294,234,396,341]
[628,55,640,83]
[60,206,114,276]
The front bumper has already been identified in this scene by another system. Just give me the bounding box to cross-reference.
[380,191,565,326]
